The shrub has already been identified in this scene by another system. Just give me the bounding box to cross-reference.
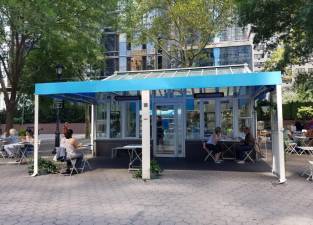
[18,128,26,137]
[132,160,163,179]
[28,157,59,175]
[296,106,313,121]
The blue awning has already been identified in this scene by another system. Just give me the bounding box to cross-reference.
[35,65,282,103]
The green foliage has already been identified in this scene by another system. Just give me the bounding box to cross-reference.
[18,128,26,137]
[150,159,162,175]
[119,0,234,67]
[294,72,313,101]
[236,0,313,71]
[132,160,163,179]
[0,0,118,128]
[28,158,59,175]
[297,106,313,121]
[283,102,313,120]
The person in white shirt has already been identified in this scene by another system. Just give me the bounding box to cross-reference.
[203,127,223,163]
[3,129,20,157]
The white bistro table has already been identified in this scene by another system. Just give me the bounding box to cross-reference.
[299,146,313,180]
[111,145,142,171]
[220,138,241,160]
[298,146,313,156]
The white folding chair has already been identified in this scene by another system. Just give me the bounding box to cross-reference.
[302,161,313,181]
[243,148,255,163]
[203,142,215,162]
[69,159,79,176]
[285,142,298,155]
[79,156,92,173]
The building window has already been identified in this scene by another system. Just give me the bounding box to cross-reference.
[110,101,121,138]
[220,100,233,137]
[238,98,251,137]
[203,100,215,138]
[125,102,137,137]
[96,103,108,138]
[186,99,200,139]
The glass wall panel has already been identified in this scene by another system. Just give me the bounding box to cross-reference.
[110,101,121,138]
[238,98,251,138]
[125,102,137,137]
[203,100,216,138]
[186,99,200,139]
[221,100,233,137]
[96,103,108,138]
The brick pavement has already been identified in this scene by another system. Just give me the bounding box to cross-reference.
[0,156,313,225]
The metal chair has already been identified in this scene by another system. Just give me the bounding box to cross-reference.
[302,161,313,181]
[79,155,92,172]
[285,140,298,155]
[242,148,255,163]
[202,142,215,162]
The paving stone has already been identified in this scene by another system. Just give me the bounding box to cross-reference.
[1,155,313,225]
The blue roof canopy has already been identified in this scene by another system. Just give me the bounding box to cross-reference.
[35,65,281,104]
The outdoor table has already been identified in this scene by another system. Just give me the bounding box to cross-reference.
[220,138,241,160]
[111,145,142,171]
[299,147,313,178]
[298,146,313,156]
[14,142,32,165]
[293,136,310,146]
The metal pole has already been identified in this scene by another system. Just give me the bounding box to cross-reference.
[55,105,60,148]
[32,94,39,177]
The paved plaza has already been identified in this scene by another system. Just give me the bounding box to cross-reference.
[0,154,313,225]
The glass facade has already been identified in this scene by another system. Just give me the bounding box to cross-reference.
[96,103,108,138]
[96,88,253,140]
[110,101,121,138]
[220,100,233,137]
[125,102,137,137]
[203,100,215,138]
[186,99,200,139]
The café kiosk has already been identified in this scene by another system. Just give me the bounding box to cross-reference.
[33,64,286,182]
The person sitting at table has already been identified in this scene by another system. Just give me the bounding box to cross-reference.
[3,128,20,157]
[63,129,83,174]
[235,127,255,164]
[22,129,34,143]
[203,127,223,163]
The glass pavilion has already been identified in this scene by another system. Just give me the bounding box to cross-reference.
[33,64,286,182]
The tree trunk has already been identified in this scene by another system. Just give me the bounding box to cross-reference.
[85,104,90,138]
[5,105,15,133]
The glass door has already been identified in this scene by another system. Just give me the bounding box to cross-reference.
[154,104,184,157]
[220,100,233,137]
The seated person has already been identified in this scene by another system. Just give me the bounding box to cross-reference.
[63,129,83,174]
[3,128,20,157]
[235,127,255,164]
[22,129,34,143]
[203,127,223,163]
[21,129,34,157]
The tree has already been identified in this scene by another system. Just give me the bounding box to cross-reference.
[119,0,234,67]
[0,0,117,131]
[236,0,313,67]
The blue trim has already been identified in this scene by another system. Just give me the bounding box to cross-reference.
[35,72,281,95]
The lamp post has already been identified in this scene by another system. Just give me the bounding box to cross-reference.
[54,64,63,148]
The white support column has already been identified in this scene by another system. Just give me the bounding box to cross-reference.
[275,85,286,183]
[91,104,95,157]
[141,90,150,180]
[32,94,39,176]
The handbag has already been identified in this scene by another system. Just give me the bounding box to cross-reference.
[55,147,67,161]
